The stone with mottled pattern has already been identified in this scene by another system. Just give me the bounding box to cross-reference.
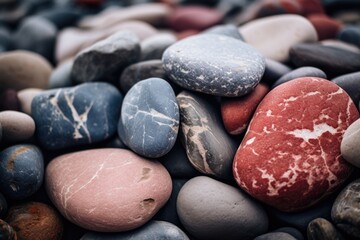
[233,77,359,212]
[32,82,122,150]
[46,148,172,232]
[162,34,265,97]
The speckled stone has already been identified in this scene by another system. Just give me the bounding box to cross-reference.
[0,192,7,218]
[163,34,265,97]
[71,31,140,84]
[341,119,360,168]
[6,202,63,240]
[254,232,297,240]
[202,24,244,40]
[177,91,237,179]
[49,60,73,89]
[307,218,344,240]
[273,67,327,88]
[177,176,268,240]
[332,71,360,105]
[332,179,360,238]
[0,111,35,142]
[140,32,177,61]
[118,78,179,158]
[0,219,17,240]
[80,221,189,240]
[31,82,123,150]
[17,88,43,115]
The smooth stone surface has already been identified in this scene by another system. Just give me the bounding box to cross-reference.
[0,88,20,111]
[254,232,297,240]
[71,31,140,83]
[49,60,73,89]
[0,219,17,240]
[262,58,292,84]
[307,218,344,240]
[202,24,244,40]
[0,110,35,142]
[140,32,177,61]
[221,83,269,135]
[0,192,7,218]
[307,14,342,40]
[290,43,360,78]
[332,179,360,238]
[0,144,44,200]
[5,202,63,240]
[17,88,43,115]
[341,119,360,168]
[177,91,237,179]
[0,27,13,52]
[39,7,83,29]
[239,14,318,62]
[80,221,189,240]
[32,82,122,150]
[273,67,327,88]
[338,25,360,48]
[273,227,304,240]
[321,39,360,53]
[46,148,172,232]
[0,50,52,91]
[234,77,359,212]
[332,71,360,105]
[119,78,179,158]
[177,176,268,240]
[163,34,265,97]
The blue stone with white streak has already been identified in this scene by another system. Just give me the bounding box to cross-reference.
[118,78,179,158]
[32,82,122,150]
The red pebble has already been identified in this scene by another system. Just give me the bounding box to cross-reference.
[308,14,343,40]
[221,83,269,135]
[296,0,325,16]
[233,77,359,212]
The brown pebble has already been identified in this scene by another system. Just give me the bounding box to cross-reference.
[0,89,20,111]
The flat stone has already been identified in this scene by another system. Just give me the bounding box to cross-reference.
[177,91,238,179]
[273,67,327,88]
[233,77,359,212]
[163,34,265,97]
[0,144,44,200]
[49,60,73,89]
[341,118,360,168]
[140,32,177,61]
[31,82,122,150]
[307,218,344,240]
[254,232,297,240]
[332,71,360,105]
[46,148,172,232]
[0,110,35,142]
[307,14,342,40]
[338,25,360,48]
[177,176,268,240]
[0,219,17,240]
[17,88,43,115]
[71,31,140,84]
[239,14,318,62]
[119,78,179,158]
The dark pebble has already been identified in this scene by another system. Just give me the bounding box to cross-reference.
[254,232,297,240]
[202,24,244,40]
[0,219,17,240]
[332,71,360,105]
[338,25,360,48]
[0,192,7,218]
[0,88,21,111]
[307,218,344,240]
[48,60,73,89]
[273,227,304,240]
[272,67,327,88]
[262,58,292,84]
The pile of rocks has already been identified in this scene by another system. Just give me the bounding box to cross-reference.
[0,0,359,239]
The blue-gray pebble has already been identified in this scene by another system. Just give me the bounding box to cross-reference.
[332,71,360,105]
[118,78,179,158]
[273,67,327,88]
[162,34,265,97]
[32,82,122,150]
[0,144,44,200]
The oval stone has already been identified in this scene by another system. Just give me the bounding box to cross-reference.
[332,71,360,105]
[341,118,360,168]
[254,232,297,240]
[0,89,20,111]
[46,148,172,232]
[233,77,359,212]
[118,78,179,158]
[0,219,17,240]
[17,88,43,115]
[162,34,265,97]
[0,110,35,142]
[177,176,268,240]
[49,60,73,89]
[273,67,327,88]
[338,25,360,48]
[140,32,177,61]
[307,14,342,40]
[307,218,344,240]
[0,144,44,200]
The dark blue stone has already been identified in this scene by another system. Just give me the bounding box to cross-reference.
[273,227,304,240]
[332,71,360,105]
[80,221,189,240]
[118,78,179,158]
[32,82,123,150]
[338,25,360,48]
[273,67,327,88]
[0,144,44,200]
[262,58,292,84]
[0,192,7,218]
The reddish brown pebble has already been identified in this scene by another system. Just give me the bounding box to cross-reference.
[0,219,17,240]
[6,202,63,240]
[0,89,20,111]
[233,77,359,212]
[221,83,269,135]
[308,14,342,40]
[296,0,324,16]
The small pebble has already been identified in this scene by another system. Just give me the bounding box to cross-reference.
[0,89,21,111]
[273,67,327,88]
[0,111,35,142]
[140,32,177,61]
[17,88,43,115]
[341,118,360,168]
[307,218,344,240]
[0,219,17,240]
[48,60,74,89]
[338,25,360,48]
[254,232,297,240]
[332,71,360,105]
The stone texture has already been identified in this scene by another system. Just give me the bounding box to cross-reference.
[177,91,238,179]
[0,219,17,240]
[341,118,360,168]
[140,32,177,61]
[273,67,327,88]
[307,218,344,240]
[321,39,360,53]
[307,14,342,40]
[239,14,318,62]
[0,111,35,142]
[46,148,172,232]
[332,71,360,105]
[262,58,292,84]
[233,77,359,212]
[177,176,268,240]
[71,31,140,84]
[203,24,244,40]
[163,34,265,97]
[254,232,297,240]
[118,78,179,158]
[31,82,122,150]
[17,88,43,115]
[49,60,73,89]
[273,227,304,240]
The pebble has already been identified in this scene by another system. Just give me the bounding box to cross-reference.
[332,71,360,105]
[202,24,244,40]
[239,14,318,62]
[0,144,44,200]
[0,27,13,52]
[39,7,83,29]
[140,32,177,61]
[262,58,292,84]
[233,77,359,212]
[273,227,304,240]
[31,82,123,150]
[0,50,52,91]
[307,218,344,240]
[118,78,179,158]
[17,88,43,115]
[307,14,342,40]
[0,111,35,142]
[177,91,238,179]
[273,67,327,88]
[0,219,17,240]
[341,118,360,168]
[177,176,268,240]
[0,192,7,218]
[338,25,360,48]
[5,202,63,240]
[163,34,265,97]
[49,60,74,89]
[0,89,21,111]
[46,148,172,232]
[80,221,189,240]
[321,39,360,53]
[71,31,140,84]
[254,232,297,240]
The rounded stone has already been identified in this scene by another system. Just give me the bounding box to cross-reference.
[254,232,297,240]
[49,60,73,89]
[0,219,17,240]
[262,58,292,84]
[273,67,327,88]
[17,88,43,115]
[118,78,179,158]
[332,71,360,105]
[233,77,359,212]
[140,32,177,61]
[177,176,268,240]
[321,39,360,53]
[0,88,20,111]
[0,144,44,200]
[163,34,265,97]
[5,202,63,240]
[46,148,172,232]
[338,25,360,48]
[0,50,52,91]
[239,14,318,62]
[202,24,244,40]
[0,192,7,218]
[307,14,342,40]
[307,218,344,240]
[341,118,360,168]
[273,227,304,240]
[0,110,35,142]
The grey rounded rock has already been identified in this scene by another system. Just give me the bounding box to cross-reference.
[262,58,292,84]
[162,34,265,97]
[307,218,344,240]
[140,32,177,61]
[177,176,268,240]
[202,24,244,40]
[273,227,304,240]
[254,232,297,240]
[341,118,360,168]
[49,60,73,89]
[332,71,360,105]
[273,67,327,88]
[338,25,360,48]
[0,110,35,142]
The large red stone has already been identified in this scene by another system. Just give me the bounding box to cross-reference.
[307,14,342,40]
[296,0,324,16]
[233,77,359,212]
